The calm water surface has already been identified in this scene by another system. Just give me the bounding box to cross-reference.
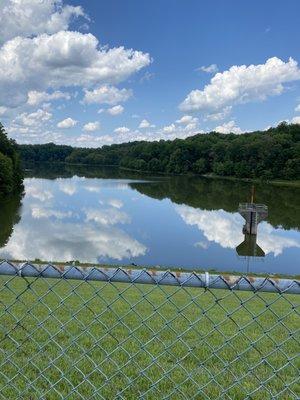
[0,165,299,275]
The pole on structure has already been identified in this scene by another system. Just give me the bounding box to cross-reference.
[251,185,255,204]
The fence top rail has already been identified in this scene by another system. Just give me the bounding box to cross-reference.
[0,261,299,294]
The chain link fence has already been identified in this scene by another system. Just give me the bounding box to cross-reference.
[0,261,299,399]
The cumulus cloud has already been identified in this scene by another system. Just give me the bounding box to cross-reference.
[176,205,300,256]
[177,206,244,249]
[295,104,300,112]
[196,64,218,74]
[0,177,147,262]
[180,57,300,114]
[114,126,130,134]
[31,206,73,220]
[0,106,7,116]
[139,119,155,128]
[83,85,132,105]
[85,207,130,226]
[83,121,100,132]
[0,0,86,43]
[0,31,150,107]
[204,106,232,122]
[163,123,176,133]
[1,213,146,262]
[26,181,54,201]
[214,120,243,134]
[28,90,71,106]
[57,117,77,129]
[176,115,198,125]
[107,105,124,115]
[72,123,201,148]
[291,116,300,124]
[108,199,123,209]
[16,109,52,127]
[58,180,77,196]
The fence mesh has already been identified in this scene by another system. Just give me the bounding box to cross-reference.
[0,261,299,399]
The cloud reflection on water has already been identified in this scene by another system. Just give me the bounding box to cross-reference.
[1,178,147,263]
[176,205,300,257]
[1,175,300,274]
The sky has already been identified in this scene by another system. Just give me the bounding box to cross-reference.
[0,0,300,147]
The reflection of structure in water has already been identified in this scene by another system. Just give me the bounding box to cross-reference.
[238,203,268,235]
[236,187,268,271]
[236,233,265,258]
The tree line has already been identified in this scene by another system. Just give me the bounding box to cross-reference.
[0,123,23,195]
[18,122,300,180]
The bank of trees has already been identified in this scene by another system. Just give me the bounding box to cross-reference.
[0,123,23,195]
[19,122,300,180]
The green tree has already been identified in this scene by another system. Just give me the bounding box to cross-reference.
[192,158,207,174]
[0,122,23,195]
[18,122,300,181]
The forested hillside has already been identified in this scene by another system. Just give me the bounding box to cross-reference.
[0,123,23,195]
[19,122,300,180]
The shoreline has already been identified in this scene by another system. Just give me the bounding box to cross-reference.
[23,160,300,188]
[5,259,300,280]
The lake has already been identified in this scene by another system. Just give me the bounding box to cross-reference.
[0,164,299,276]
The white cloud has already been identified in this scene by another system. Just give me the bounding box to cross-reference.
[107,105,124,116]
[0,106,7,115]
[28,90,70,106]
[291,116,300,124]
[184,122,198,131]
[0,31,150,107]
[196,64,218,74]
[85,207,130,226]
[176,115,198,125]
[140,71,155,83]
[295,104,300,112]
[0,0,86,43]
[31,206,72,220]
[83,121,100,132]
[26,181,54,202]
[83,182,101,193]
[17,109,52,127]
[83,85,132,105]
[180,57,300,114]
[2,211,146,262]
[108,199,123,209]
[163,123,176,133]
[214,120,243,134]
[139,119,155,128]
[176,205,300,256]
[205,106,232,122]
[70,124,201,148]
[58,180,77,196]
[57,117,77,129]
[114,126,130,134]
[0,178,147,262]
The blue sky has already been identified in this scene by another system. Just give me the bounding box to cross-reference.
[0,0,300,147]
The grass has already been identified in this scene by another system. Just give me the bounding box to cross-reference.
[0,275,299,399]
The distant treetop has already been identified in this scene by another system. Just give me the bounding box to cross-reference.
[18,123,300,181]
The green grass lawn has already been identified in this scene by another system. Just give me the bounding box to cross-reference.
[0,275,299,399]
